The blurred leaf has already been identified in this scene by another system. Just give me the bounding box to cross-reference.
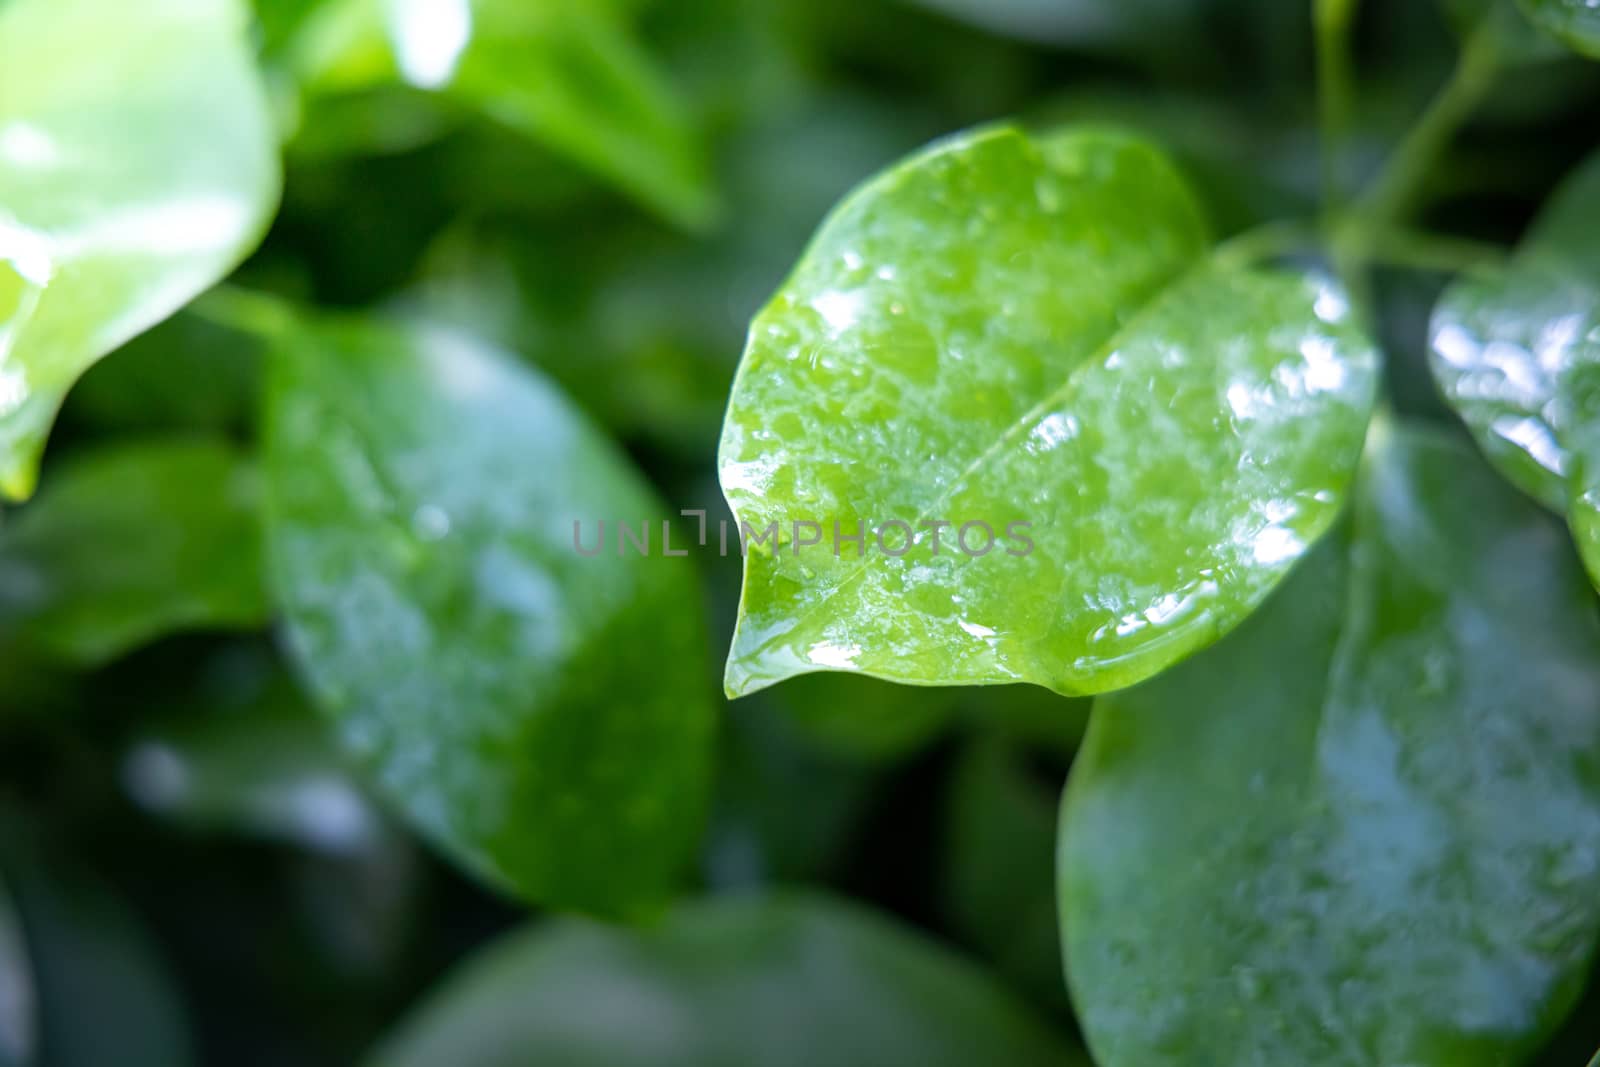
[939,739,1067,1014]
[263,316,715,917]
[767,673,961,761]
[1441,0,1570,65]
[898,0,1193,47]
[721,124,1377,698]
[1518,0,1600,57]
[1060,422,1600,1067]
[368,891,1079,1067]
[291,0,714,228]
[0,0,280,500]
[121,649,386,857]
[1429,148,1600,582]
[61,313,262,437]
[705,700,885,887]
[0,824,193,1067]
[0,440,267,666]
[0,878,33,1067]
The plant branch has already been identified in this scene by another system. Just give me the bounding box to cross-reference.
[1314,0,1360,220]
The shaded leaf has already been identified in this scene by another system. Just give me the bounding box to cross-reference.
[1429,148,1600,582]
[0,441,267,666]
[1518,0,1600,57]
[720,125,1377,698]
[0,0,279,499]
[263,316,714,917]
[0,877,32,1067]
[1060,422,1600,1067]
[290,0,713,228]
[368,891,1078,1067]
[0,823,193,1067]
[939,739,1068,1014]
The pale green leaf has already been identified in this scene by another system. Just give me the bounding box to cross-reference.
[262,316,714,917]
[0,441,267,666]
[1060,422,1600,1067]
[0,0,279,499]
[368,891,1079,1067]
[1429,149,1600,582]
[720,125,1378,698]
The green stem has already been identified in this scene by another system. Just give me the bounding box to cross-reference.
[1314,0,1359,220]
[1362,228,1510,275]
[1352,24,1500,236]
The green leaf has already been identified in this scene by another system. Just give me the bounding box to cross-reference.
[262,316,715,917]
[720,125,1378,698]
[0,0,280,500]
[1429,149,1600,582]
[367,890,1079,1067]
[0,441,267,666]
[0,876,32,1067]
[121,646,387,856]
[1517,0,1600,57]
[290,0,714,228]
[939,739,1068,1013]
[1059,421,1600,1067]
[0,822,194,1067]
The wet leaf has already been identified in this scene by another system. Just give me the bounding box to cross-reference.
[1518,0,1600,57]
[1429,149,1600,582]
[1059,422,1600,1067]
[262,316,715,917]
[289,0,714,228]
[720,125,1378,698]
[368,891,1079,1067]
[0,0,279,499]
[0,441,267,666]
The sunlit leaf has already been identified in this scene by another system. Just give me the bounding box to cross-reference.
[0,0,279,499]
[720,125,1377,698]
[1060,422,1600,1067]
[289,0,714,228]
[1429,148,1600,582]
[263,316,715,917]
[368,891,1079,1067]
[0,441,267,666]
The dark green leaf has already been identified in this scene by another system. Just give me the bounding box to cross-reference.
[721,125,1378,698]
[0,441,267,666]
[1518,0,1600,57]
[121,648,386,856]
[0,877,32,1067]
[939,739,1067,1013]
[0,824,194,1067]
[1059,422,1600,1067]
[368,891,1079,1067]
[0,0,279,499]
[1429,149,1600,581]
[289,0,714,228]
[263,316,714,917]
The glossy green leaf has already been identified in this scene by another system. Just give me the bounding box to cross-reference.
[0,441,267,666]
[263,316,715,917]
[368,891,1079,1067]
[720,125,1378,698]
[1059,422,1600,1067]
[290,0,714,228]
[1518,0,1600,56]
[0,0,279,500]
[1429,149,1600,582]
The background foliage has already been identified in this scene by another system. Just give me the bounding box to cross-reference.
[4,0,1600,1064]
